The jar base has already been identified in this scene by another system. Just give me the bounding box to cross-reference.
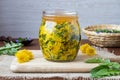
[45,58,75,62]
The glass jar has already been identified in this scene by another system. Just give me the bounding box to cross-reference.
[39,10,81,62]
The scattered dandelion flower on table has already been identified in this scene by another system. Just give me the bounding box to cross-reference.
[16,53,30,63]
[80,44,90,53]
[86,47,96,56]
[15,49,34,63]
[80,44,96,56]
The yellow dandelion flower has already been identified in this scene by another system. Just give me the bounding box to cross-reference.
[60,55,67,60]
[15,49,34,63]
[51,42,61,54]
[80,44,91,54]
[17,53,30,63]
[23,50,34,59]
[86,47,96,56]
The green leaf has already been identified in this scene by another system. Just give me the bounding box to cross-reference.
[90,59,120,78]
[85,57,104,63]
[0,41,23,55]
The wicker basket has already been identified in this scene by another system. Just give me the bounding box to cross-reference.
[82,24,120,47]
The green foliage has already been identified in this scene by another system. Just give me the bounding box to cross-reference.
[96,29,120,33]
[85,57,104,63]
[91,59,120,78]
[0,41,23,55]
[16,37,31,43]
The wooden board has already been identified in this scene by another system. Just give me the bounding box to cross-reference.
[10,50,120,73]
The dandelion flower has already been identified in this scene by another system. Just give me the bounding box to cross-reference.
[86,47,96,56]
[15,49,34,63]
[80,44,91,54]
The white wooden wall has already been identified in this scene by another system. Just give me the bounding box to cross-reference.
[0,0,120,39]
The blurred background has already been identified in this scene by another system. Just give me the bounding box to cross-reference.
[0,0,120,39]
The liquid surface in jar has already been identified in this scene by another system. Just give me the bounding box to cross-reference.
[39,15,81,61]
[43,15,78,22]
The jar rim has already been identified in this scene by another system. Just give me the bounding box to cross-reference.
[43,10,77,17]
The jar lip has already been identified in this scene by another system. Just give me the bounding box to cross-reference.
[43,10,77,16]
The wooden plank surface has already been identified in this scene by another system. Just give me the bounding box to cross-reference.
[10,50,99,73]
[10,50,120,73]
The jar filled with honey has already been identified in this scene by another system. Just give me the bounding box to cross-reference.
[39,10,81,61]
